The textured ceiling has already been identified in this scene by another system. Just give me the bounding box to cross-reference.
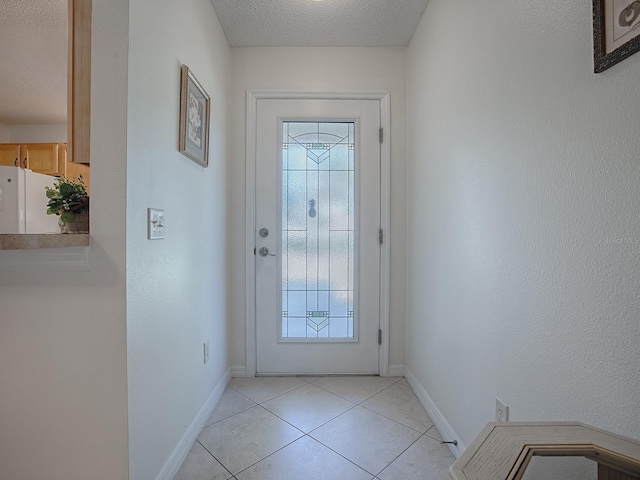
[210,0,430,47]
[0,0,67,125]
[0,0,428,125]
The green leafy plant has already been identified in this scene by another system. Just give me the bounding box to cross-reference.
[45,175,89,224]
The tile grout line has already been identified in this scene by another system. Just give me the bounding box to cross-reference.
[229,378,418,439]
[200,387,256,429]
[305,377,429,434]
[197,384,316,477]
[184,377,453,479]
[251,403,309,436]
[357,402,433,435]
[305,409,425,477]
[197,410,418,479]
[303,403,361,435]
[229,379,309,406]
[375,432,427,478]
[197,399,305,477]
[232,379,396,430]
[305,377,426,477]
[351,378,434,435]
[195,439,235,479]
[225,378,407,477]
[303,433,382,478]
[226,384,255,401]
[229,432,377,479]
[254,381,316,405]
[231,375,404,405]
[210,377,418,478]
[425,424,444,441]
[311,379,401,405]
[231,433,306,477]
[200,417,304,478]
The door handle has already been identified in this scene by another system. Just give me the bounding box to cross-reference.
[258,247,276,257]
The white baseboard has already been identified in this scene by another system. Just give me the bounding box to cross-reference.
[154,368,231,480]
[231,365,247,377]
[388,364,406,377]
[405,367,465,458]
[232,365,401,377]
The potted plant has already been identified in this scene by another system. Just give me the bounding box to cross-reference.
[45,175,89,233]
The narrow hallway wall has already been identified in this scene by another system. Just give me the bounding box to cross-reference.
[406,2,640,477]
[126,0,231,478]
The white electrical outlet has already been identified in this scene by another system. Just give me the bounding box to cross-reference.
[496,397,509,422]
[148,208,165,239]
[203,340,209,364]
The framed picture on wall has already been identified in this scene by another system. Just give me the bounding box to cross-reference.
[593,0,640,72]
[179,65,210,167]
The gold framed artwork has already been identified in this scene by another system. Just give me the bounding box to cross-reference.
[179,65,210,167]
[593,0,640,72]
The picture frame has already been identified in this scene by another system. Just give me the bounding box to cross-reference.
[593,0,640,72]
[179,65,210,167]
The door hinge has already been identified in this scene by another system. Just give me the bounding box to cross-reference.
[379,228,384,245]
[379,127,384,143]
[378,329,382,345]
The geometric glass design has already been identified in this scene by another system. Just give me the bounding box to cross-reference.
[281,122,355,338]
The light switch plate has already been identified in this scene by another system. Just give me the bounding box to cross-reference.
[148,208,165,239]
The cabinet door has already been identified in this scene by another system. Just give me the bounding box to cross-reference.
[22,144,60,175]
[0,145,21,167]
[58,144,68,173]
[65,160,90,194]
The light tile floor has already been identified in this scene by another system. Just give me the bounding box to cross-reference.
[175,376,455,480]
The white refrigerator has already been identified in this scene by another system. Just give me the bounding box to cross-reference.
[0,166,61,234]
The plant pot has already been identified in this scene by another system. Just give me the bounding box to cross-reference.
[59,213,89,234]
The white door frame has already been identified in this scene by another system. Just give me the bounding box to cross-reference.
[245,90,391,377]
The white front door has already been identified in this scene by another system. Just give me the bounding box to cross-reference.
[255,98,381,374]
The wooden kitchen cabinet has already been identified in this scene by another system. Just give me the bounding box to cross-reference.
[21,144,62,175]
[58,143,67,164]
[60,145,90,193]
[66,164,90,194]
[0,143,64,175]
[0,144,21,167]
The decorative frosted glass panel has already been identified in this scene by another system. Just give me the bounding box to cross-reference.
[329,145,349,170]
[286,171,307,230]
[330,171,350,231]
[329,231,349,291]
[282,122,355,339]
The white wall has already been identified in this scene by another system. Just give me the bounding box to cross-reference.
[7,124,67,143]
[126,0,231,478]
[229,47,408,373]
[406,0,640,466]
[0,122,9,142]
[0,0,130,478]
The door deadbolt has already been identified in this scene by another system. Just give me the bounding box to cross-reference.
[259,228,269,238]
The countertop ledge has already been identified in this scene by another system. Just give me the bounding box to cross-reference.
[0,234,90,250]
